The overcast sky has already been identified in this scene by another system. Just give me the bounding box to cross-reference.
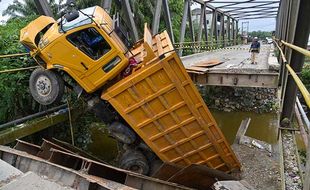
[0,0,276,31]
[0,0,12,23]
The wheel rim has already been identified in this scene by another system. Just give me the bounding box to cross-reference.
[129,165,143,174]
[36,75,52,96]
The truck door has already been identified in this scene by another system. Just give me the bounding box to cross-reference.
[65,27,116,88]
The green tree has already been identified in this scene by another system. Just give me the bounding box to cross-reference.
[248,31,272,40]
[0,15,40,122]
[2,0,38,17]
[2,0,103,19]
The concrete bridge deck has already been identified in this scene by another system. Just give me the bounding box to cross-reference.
[181,44,280,88]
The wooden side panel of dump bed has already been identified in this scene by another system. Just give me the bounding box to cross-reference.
[102,57,240,173]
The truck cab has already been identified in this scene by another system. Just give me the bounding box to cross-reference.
[20,6,130,104]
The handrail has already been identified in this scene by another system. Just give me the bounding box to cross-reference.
[281,40,310,58]
[274,40,310,108]
[173,39,236,45]
[286,64,310,108]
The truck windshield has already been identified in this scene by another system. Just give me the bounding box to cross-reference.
[60,7,95,32]
[67,27,111,60]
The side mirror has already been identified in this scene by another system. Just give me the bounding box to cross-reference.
[65,10,79,22]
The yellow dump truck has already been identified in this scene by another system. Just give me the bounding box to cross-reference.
[20,4,240,175]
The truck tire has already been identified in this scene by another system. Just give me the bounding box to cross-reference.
[119,149,149,175]
[108,122,136,144]
[29,68,64,105]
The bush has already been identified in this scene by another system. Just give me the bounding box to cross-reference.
[0,15,39,123]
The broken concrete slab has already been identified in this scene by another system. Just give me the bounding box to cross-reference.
[239,136,272,154]
[0,159,23,187]
[1,171,74,190]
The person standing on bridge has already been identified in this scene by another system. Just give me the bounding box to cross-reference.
[249,37,261,64]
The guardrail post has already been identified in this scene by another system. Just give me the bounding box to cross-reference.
[281,0,310,121]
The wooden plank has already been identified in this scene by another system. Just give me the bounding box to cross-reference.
[194,59,224,67]
[234,118,251,144]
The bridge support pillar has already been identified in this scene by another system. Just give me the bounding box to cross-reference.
[211,9,218,47]
[203,4,208,47]
[152,0,163,35]
[163,0,175,43]
[188,1,195,43]
[34,0,54,17]
[101,0,112,13]
[227,16,231,46]
[123,0,139,42]
[220,13,225,47]
[235,21,238,45]
[232,19,235,45]
[179,0,190,56]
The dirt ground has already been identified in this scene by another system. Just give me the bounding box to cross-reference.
[232,143,281,190]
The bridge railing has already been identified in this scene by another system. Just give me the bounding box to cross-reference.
[174,39,242,55]
[274,39,310,189]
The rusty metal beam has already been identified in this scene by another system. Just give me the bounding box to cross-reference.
[238,16,276,20]
[189,72,279,88]
[223,2,279,13]
[236,13,277,19]
[215,0,255,9]
[230,8,278,15]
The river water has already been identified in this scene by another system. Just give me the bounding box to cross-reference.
[87,110,279,162]
[211,109,278,144]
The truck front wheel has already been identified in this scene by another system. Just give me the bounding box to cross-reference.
[29,68,64,105]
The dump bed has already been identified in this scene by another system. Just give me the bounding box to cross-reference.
[102,27,240,173]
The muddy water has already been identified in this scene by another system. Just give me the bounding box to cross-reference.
[211,109,278,145]
[87,110,279,162]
